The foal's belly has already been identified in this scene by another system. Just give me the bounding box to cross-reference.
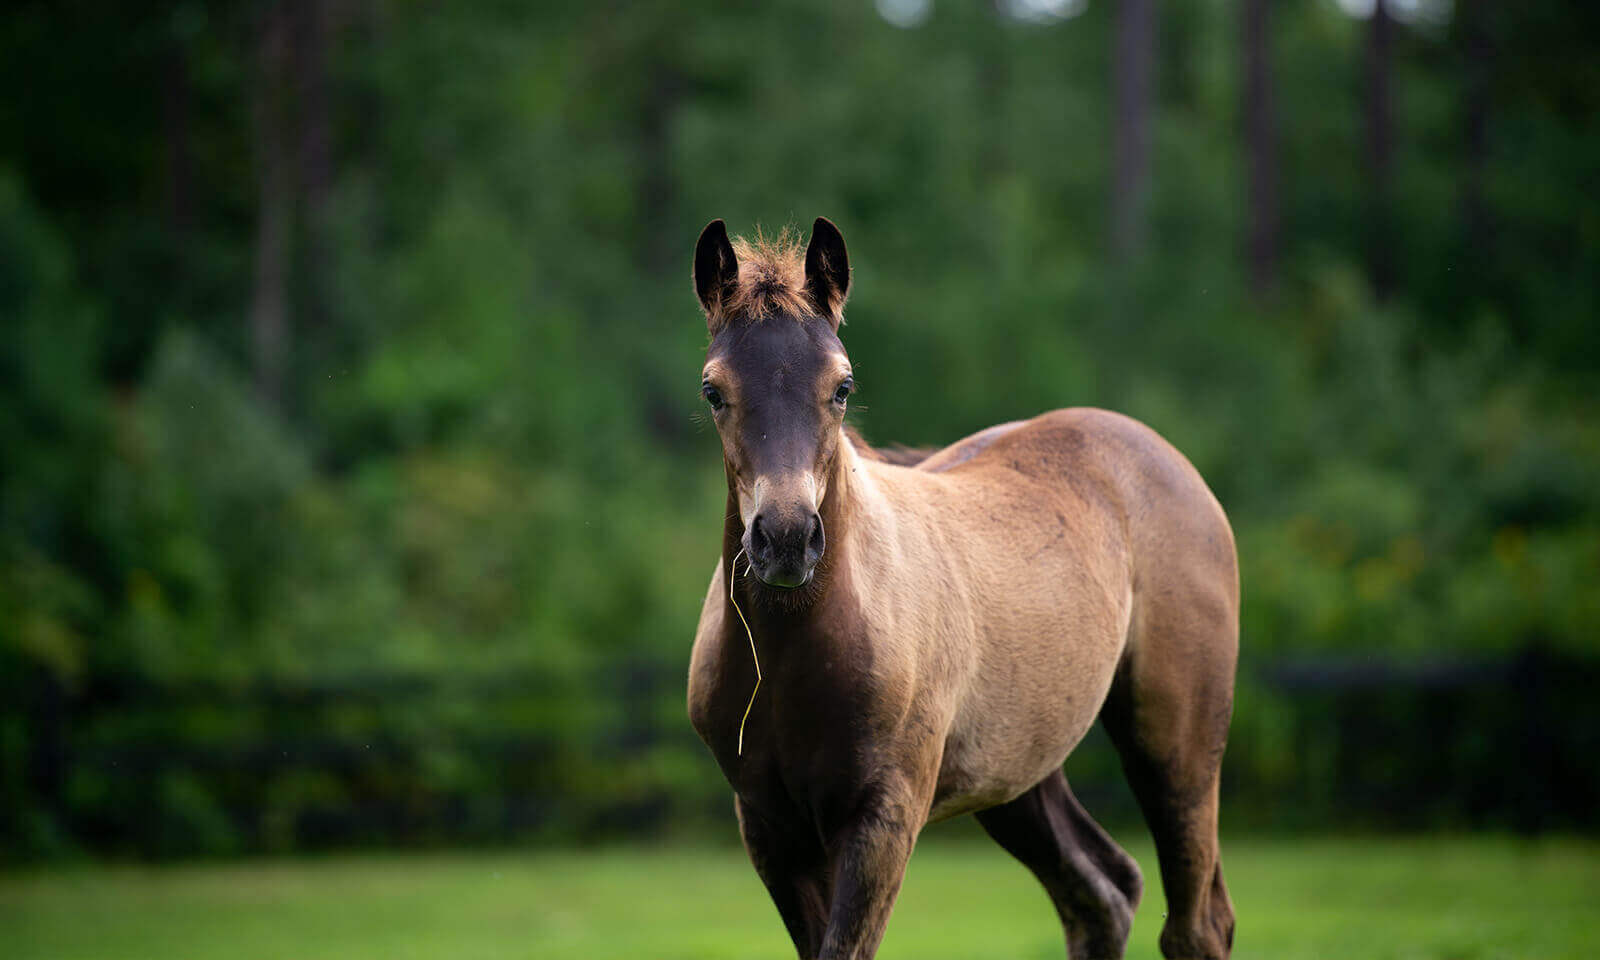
[923,564,1133,822]
[927,669,1113,822]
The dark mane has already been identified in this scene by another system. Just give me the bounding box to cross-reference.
[845,425,934,468]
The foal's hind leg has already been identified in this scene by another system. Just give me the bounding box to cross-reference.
[975,769,1143,959]
[1100,608,1237,960]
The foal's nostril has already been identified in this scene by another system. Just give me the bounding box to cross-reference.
[806,512,825,560]
[749,513,772,560]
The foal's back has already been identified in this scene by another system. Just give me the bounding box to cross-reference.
[907,406,1235,624]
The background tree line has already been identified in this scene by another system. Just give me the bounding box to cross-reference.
[1,0,1596,858]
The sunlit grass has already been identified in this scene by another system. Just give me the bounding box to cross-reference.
[4,835,1595,959]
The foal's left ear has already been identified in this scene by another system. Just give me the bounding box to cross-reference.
[804,217,850,328]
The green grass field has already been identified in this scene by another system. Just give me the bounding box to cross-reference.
[4,836,1596,960]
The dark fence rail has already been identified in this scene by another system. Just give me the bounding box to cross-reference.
[1238,646,1599,832]
[4,646,1597,860]
[1063,646,1600,835]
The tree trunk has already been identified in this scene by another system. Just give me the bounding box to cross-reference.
[251,3,292,408]
[162,42,193,242]
[295,0,334,333]
[978,3,1010,186]
[1457,0,1493,271]
[1111,0,1156,264]
[161,33,195,320]
[1241,0,1279,296]
[1363,0,1395,300]
[636,60,681,275]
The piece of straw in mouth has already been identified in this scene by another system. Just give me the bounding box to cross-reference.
[729,548,761,756]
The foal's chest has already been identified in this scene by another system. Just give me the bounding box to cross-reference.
[691,610,924,815]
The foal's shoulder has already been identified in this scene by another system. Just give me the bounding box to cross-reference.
[687,558,727,731]
[693,558,726,641]
[689,560,727,675]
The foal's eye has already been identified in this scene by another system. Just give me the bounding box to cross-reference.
[702,384,725,411]
[833,379,854,405]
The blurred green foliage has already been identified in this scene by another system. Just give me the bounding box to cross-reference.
[1,0,1596,857]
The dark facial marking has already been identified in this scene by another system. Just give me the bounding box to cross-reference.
[707,316,848,478]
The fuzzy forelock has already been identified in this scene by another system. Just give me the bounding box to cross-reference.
[706,228,840,333]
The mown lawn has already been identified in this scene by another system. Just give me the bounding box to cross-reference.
[3,835,1595,959]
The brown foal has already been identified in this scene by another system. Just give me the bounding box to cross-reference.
[687,218,1238,960]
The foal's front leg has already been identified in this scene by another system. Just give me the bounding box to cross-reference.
[737,798,830,959]
[817,780,927,960]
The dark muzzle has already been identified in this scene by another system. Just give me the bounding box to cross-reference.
[747,510,825,589]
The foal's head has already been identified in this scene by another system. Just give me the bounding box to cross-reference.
[693,217,854,590]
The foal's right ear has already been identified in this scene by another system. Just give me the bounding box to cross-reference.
[693,219,739,328]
